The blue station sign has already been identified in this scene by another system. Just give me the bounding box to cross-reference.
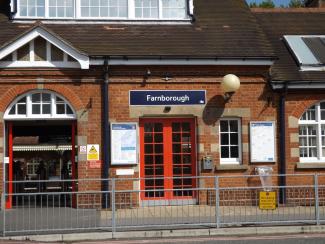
[129,90,206,106]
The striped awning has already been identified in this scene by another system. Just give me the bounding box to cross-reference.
[13,145,74,152]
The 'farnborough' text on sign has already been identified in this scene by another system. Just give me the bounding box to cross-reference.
[129,90,206,106]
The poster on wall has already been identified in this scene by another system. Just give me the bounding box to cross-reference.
[250,121,276,163]
[111,123,138,165]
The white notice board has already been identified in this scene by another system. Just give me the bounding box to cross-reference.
[111,123,138,165]
[250,121,276,163]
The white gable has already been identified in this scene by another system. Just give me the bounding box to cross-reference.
[0,27,89,69]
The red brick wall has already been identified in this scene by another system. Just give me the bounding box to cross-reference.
[0,65,278,206]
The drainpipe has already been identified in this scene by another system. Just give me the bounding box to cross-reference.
[279,84,287,204]
[102,58,110,208]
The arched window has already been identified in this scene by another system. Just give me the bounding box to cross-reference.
[4,91,76,120]
[299,102,325,162]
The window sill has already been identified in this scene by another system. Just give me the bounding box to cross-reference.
[296,162,325,169]
[216,164,248,171]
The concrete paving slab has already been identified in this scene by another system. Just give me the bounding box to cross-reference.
[3,225,325,242]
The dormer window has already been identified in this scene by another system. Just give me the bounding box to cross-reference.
[13,0,191,20]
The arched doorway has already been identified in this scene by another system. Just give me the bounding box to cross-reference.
[4,90,77,208]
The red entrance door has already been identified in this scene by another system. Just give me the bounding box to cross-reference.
[140,118,196,200]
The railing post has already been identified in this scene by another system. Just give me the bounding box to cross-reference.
[2,192,5,236]
[315,174,320,225]
[215,176,220,228]
[111,178,116,234]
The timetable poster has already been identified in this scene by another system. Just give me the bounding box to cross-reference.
[250,121,276,163]
[111,123,138,165]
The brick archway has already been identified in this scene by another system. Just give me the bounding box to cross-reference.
[0,84,84,117]
[290,96,325,119]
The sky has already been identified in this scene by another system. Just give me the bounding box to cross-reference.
[246,0,291,6]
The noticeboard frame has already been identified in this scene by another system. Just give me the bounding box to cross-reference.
[110,122,138,165]
[249,121,276,163]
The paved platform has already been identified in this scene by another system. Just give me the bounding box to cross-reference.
[2,225,325,242]
[1,205,325,237]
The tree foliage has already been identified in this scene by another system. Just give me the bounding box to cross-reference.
[288,0,305,7]
[249,0,305,8]
[249,0,275,8]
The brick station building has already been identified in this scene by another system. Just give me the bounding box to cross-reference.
[253,8,325,191]
[0,0,324,209]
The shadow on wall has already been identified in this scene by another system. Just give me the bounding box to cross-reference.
[202,95,226,126]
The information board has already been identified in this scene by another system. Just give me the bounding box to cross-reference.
[250,121,276,163]
[111,123,138,165]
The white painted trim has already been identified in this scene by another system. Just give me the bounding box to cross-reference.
[188,0,194,15]
[45,0,49,18]
[10,0,15,12]
[0,57,274,68]
[0,61,80,68]
[0,27,89,69]
[30,39,35,61]
[20,20,192,24]
[300,66,325,72]
[90,58,275,66]
[128,0,135,19]
[158,0,163,19]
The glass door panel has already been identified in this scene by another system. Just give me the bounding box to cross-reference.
[143,122,164,198]
[172,122,193,197]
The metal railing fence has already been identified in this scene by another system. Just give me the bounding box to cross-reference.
[1,174,325,236]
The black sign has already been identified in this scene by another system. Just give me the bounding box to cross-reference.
[129,90,206,106]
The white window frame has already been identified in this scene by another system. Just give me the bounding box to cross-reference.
[48,0,75,18]
[299,102,325,163]
[17,0,46,18]
[4,90,76,120]
[134,0,159,19]
[13,0,192,20]
[219,118,242,165]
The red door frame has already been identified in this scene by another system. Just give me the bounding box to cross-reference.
[5,121,77,209]
[139,118,197,201]
[71,120,77,207]
[5,122,13,209]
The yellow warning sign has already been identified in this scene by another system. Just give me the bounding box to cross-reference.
[259,191,277,210]
[87,144,99,161]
